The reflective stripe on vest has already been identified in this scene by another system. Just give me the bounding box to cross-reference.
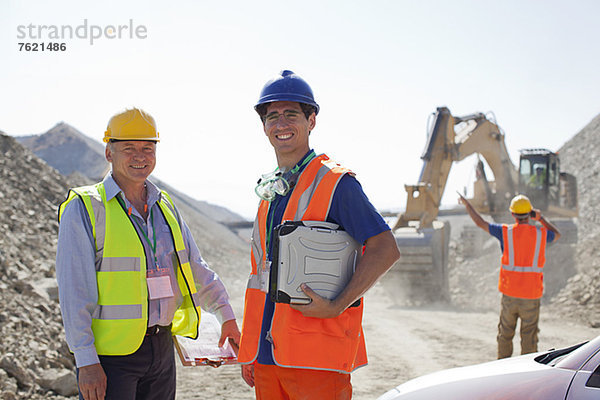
[503,225,544,273]
[99,257,141,272]
[238,154,368,373]
[58,184,201,355]
[498,224,546,299]
[92,304,142,320]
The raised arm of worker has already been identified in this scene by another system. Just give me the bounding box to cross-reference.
[531,208,561,242]
[458,193,489,232]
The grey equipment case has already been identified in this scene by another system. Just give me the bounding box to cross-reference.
[270,221,362,305]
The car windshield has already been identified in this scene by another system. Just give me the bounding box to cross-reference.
[535,342,587,366]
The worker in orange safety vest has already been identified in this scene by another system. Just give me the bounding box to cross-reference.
[459,193,561,359]
[238,70,400,400]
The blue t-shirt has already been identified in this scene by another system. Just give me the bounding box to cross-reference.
[256,150,390,365]
[488,223,555,252]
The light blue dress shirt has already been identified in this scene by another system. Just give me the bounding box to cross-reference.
[56,174,235,367]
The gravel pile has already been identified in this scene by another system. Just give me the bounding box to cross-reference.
[549,113,600,326]
[0,132,78,399]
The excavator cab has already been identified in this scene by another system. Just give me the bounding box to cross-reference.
[518,149,578,217]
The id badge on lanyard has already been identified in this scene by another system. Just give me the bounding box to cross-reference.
[147,266,175,299]
[127,201,176,300]
[259,260,271,293]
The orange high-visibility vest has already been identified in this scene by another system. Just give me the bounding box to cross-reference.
[498,223,547,299]
[238,154,368,373]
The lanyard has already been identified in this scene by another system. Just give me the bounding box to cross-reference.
[265,151,316,253]
[265,199,277,254]
[288,150,316,175]
[117,195,158,266]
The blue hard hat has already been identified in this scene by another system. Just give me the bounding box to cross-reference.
[255,70,320,115]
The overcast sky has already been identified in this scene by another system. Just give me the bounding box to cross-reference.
[2,0,599,219]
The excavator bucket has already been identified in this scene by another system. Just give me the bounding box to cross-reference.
[383,221,450,304]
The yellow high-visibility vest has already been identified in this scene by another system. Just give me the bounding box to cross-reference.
[59,182,201,355]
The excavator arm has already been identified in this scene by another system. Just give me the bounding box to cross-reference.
[393,107,517,230]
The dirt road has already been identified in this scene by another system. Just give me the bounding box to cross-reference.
[175,284,600,399]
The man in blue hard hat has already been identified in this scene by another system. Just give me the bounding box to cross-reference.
[237,70,400,399]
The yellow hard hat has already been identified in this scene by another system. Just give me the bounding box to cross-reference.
[103,108,160,143]
[509,194,532,214]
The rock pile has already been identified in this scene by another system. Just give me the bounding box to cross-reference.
[0,132,78,399]
[549,113,600,326]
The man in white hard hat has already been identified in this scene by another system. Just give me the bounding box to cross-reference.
[459,193,560,359]
[56,108,240,400]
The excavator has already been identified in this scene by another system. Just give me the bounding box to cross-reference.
[387,107,578,303]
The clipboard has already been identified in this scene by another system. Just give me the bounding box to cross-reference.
[270,221,362,305]
[173,312,238,367]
